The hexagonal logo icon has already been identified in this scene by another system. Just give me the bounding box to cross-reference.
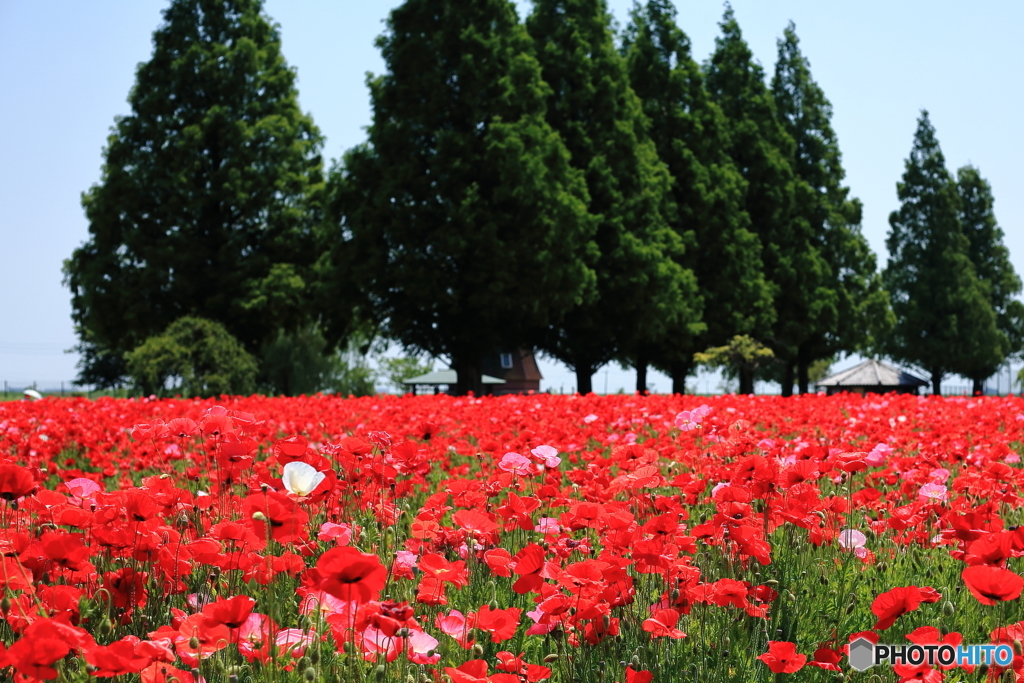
[848,637,876,671]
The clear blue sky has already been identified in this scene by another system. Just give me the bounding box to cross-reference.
[2,1,1022,392]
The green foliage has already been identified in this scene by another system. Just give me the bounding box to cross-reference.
[324,337,378,398]
[379,355,435,394]
[957,165,1024,392]
[705,9,830,396]
[125,316,257,397]
[771,23,893,394]
[694,335,774,394]
[882,112,1002,394]
[621,0,770,394]
[259,326,338,396]
[528,0,700,394]
[64,0,323,388]
[327,0,596,397]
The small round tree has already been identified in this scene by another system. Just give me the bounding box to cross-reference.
[126,317,258,398]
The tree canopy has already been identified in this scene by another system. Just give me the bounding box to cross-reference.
[956,165,1024,393]
[622,0,771,393]
[64,0,324,388]
[125,316,257,397]
[325,0,597,396]
[882,112,1002,394]
[770,23,892,394]
[527,0,700,394]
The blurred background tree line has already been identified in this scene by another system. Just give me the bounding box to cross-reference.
[63,0,1022,397]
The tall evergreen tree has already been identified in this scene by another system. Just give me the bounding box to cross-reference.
[882,112,1002,394]
[956,165,1024,393]
[328,0,597,396]
[622,0,772,394]
[527,0,700,394]
[704,7,816,394]
[771,23,892,394]
[63,0,323,387]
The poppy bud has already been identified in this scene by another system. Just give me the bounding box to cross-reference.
[252,511,267,521]
[98,620,113,636]
[473,644,485,657]
[543,654,559,663]
[0,597,9,615]
[1014,640,1023,657]
[308,650,320,665]
[941,601,955,616]
[374,665,386,680]
[189,636,201,649]
[630,655,640,667]
[229,677,239,683]
[304,668,317,682]
[397,628,410,638]
[298,657,310,670]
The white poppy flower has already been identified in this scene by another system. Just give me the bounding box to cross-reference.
[282,461,326,497]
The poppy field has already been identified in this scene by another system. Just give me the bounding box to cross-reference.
[1,392,1024,683]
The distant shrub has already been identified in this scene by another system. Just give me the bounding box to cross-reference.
[125,317,257,397]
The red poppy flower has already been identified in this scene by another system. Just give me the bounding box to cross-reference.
[871,586,924,630]
[84,639,152,677]
[962,565,1024,605]
[165,418,198,438]
[202,595,256,629]
[892,663,943,682]
[470,605,521,643]
[757,641,807,674]
[316,547,387,603]
[806,646,842,671]
[512,544,548,595]
[5,619,77,680]
[418,553,468,588]
[445,659,518,683]
[622,668,653,683]
[242,491,309,544]
[642,608,687,639]
[0,463,36,501]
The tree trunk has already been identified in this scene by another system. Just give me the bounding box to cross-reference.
[739,367,754,395]
[635,348,648,395]
[972,377,985,396]
[781,360,795,397]
[452,353,482,396]
[576,366,595,395]
[671,359,692,395]
[931,370,942,396]
[797,344,810,394]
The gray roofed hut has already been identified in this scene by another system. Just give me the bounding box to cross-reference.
[815,359,928,396]
[402,369,506,395]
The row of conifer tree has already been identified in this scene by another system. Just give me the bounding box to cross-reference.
[64,0,1021,396]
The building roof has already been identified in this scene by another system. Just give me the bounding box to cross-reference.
[402,369,506,386]
[816,359,928,388]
